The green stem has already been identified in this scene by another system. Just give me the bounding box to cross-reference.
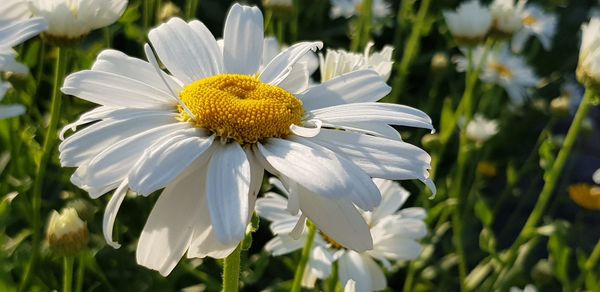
[390,0,431,99]
[20,47,68,291]
[291,222,317,292]
[222,241,243,292]
[63,256,74,292]
[519,89,595,240]
[75,255,85,292]
[143,0,151,31]
[585,239,600,271]
[186,0,199,20]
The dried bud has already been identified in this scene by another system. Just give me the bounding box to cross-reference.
[47,208,88,256]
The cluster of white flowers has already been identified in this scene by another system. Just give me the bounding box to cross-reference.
[443,0,556,50]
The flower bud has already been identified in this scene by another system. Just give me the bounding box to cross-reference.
[421,133,440,151]
[549,96,570,118]
[577,18,600,90]
[47,208,88,256]
[159,2,182,23]
[477,161,498,177]
[443,1,492,46]
[489,0,523,39]
[431,53,449,73]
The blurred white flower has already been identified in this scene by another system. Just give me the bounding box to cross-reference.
[443,0,492,46]
[330,0,391,21]
[455,45,539,104]
[466,114,498,143]
[512,4,557,52]
[490,0,524,38]
[257,178,427,291]
[577,17,600,88]
[593,168,600,185]
[28,0,127,41]
[60,3,434,276]
[0,82,25,119]
[320,42,394,82]
[510,284,537,292]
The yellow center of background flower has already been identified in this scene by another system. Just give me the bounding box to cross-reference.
[178,74,304,144]
[490,63,513,78]
[522,15,537,26]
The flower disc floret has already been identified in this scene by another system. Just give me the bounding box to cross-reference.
[179,74,304,144]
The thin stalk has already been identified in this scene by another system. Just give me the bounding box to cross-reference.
[222,240,243,292]
[390,0,431,98]
[585,238,600,271]
[518,89,595,240]
[63,256,74,292]
[186,0,199,20]
[494,89,596,289]
[75,255,85,292]
[143,0,151,31]
[291,222,317,292]
[20,47,69,291]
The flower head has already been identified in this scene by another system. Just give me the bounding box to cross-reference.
[455,45,538,104]
[28,0,127,43]
[466,114,498,143]
[320,42,394,82]
[511,4,557,52]
[47,207,88,255]
[490,0,525,38]
[330,0,391,21]
[443,0,492,46]
[256,178,427,291]
[577,18,600,89]
[60,3,434,276]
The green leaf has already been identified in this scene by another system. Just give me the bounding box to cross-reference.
[474,198,493,227]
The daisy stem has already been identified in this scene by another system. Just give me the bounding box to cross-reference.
[75,255,85,292]
[585,238,600,271]
[63,256,74,292]
[291,222,317,292]
[513,89,596,245]
[223,241,243,292]
[350,0,373,52]
[20,47,69,291]
[390,0,431,99]
[186,0,199,20]
[143,0,151,31]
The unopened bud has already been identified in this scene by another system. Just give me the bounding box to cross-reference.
[431,53,449,73]
[421,133,440,151]
[159,2,182,23]
[477,161,498,177]
[47,208,88,256]
[550,96,570,117]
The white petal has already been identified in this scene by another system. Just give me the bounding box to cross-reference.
[323,121,402,141]
[309,102,433,131]
[277,62,310,94]
[370,237,423,260]
[128,129,214,196]
[74,123,189,196]
[308,245,334,278]
[255,192,297,222]
[91,49,182,94]
[397,207,427,219]
[296,184,373,252]
[136,175,202,276]
[372,216,428,241]
[311,129,434,193]
[206,143,251,244]
[102,180,129,248]
[223,4,264,75]
[371,179,410,222]
[259,138,381,210]
[61,70,174,108]
[0,17,47,49]
[264,235,306,256]
[299,69,391,110]
[301,267,319,288]
[363,255,387,291]
[290,119,322,137]
[289,214,306,239]
[59,110,178,167]
[338,251,372,292]
[260,42,323,85]
[0,105,25,119]
[148,17,222,84]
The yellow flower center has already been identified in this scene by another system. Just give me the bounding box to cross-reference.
[489,62,513,78]
[178,74,304,144]
[522,15,537,26]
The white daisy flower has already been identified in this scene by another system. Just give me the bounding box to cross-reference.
[455,45,539,104]
[465,114,499,143]
[593,168,600,185]
[577,17,600,88]
[329,0,391,21]
[490,0,525,38]
[28,0,127,42]
[511,4,557,52]
[443,0,492,46]
[256,178,427,291]
[59,3,435,276]
[0,82,25,119]
[320,42,394,82]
